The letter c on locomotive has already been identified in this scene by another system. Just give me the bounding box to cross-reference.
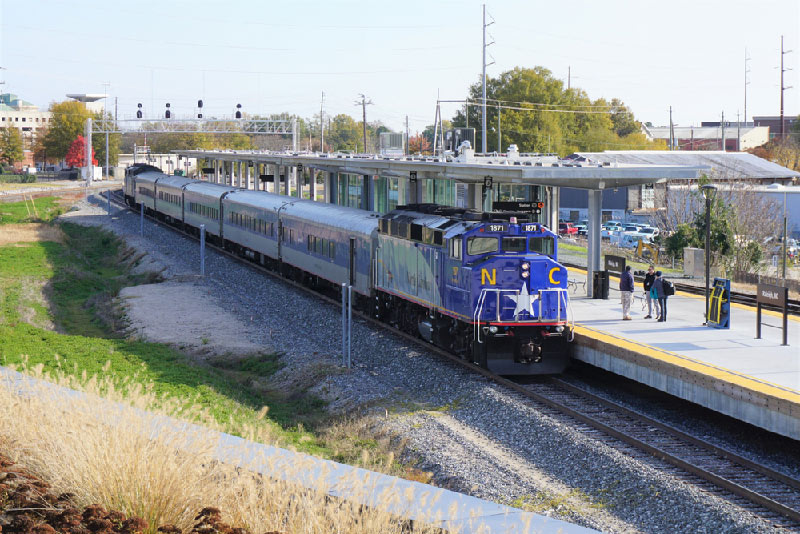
[548,267,562,284]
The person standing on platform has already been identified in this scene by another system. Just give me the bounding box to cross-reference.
[653,271,668,322]
[643,265,659,319]
[620,265,634,320]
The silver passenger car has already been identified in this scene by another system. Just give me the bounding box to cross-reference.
[155,176,195,222]
[133,171,160,212]
[183,181,238,237]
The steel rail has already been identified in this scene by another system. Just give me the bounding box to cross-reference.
[107,190,800,525]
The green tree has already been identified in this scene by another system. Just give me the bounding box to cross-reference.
[665,223,697,260]
[43,101,93,161]
[452,67,661,156]
[327,114,361,152]
[0,127,24,166]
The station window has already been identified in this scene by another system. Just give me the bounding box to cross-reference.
[467,237,498,256]
[529,236,554,257]
[502,237,526,253]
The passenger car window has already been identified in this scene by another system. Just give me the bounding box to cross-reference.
[529,236,554,256]
[502,237,526,252]
[467,237,498,256]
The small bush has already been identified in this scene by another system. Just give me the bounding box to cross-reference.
[0,174,36,183]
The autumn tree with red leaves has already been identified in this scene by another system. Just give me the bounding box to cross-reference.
[408,133,431,155]
[65,135,97,168]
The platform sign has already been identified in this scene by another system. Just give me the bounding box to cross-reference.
[756,283,790,346]
[493,201,544,215]
[604,255,626,274]
[707,277,730,329]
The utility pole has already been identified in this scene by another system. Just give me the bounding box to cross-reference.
[669,106,674,150]
[481,4,494,153]
[497,102,501,152]
[737,111,741,151]
[780,35,793,140]
[744,48,750,126]
[568,66,571,90]
[721,111,725,151]
[355,93,372,153]
[320,91,325,152]
[405,115,409,155]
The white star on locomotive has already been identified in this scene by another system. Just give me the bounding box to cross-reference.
[510,282,539,318]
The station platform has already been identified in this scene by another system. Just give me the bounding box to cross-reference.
[565,268,800,441]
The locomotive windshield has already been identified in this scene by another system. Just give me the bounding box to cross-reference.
[529,236,555,257]
[502,237,526,252]
[467,236,498,255]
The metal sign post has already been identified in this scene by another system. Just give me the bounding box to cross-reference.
[140,203,144,236]
[756,283,789,346]
[199,224,206,276]
[348,285,353,368]
[106,189,111,217]
[341,283,353,368]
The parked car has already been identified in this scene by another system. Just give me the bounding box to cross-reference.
[559,222,578,236]
[574,223,588,236]
[603,221,623,231]
[637,227,660,239]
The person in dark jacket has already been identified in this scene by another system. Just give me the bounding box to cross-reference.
[643,265,659,319]
[653,271,668,322]
[619,265,634,320]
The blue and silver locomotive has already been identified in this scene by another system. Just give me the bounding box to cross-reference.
[125,168,573,375]
[375,205,572,374]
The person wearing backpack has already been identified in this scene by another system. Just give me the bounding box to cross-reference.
[653,271,668,322]
[643,265,659,319]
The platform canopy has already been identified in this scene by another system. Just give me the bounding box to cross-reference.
[173,150,706,190]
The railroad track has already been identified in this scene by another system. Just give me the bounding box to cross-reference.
[103,190,800,527]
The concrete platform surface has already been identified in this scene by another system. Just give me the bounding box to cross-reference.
[566,268,800,439]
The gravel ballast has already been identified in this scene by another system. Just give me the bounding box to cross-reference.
[56,196,795,534]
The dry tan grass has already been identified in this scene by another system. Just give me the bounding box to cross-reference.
[0,182,65,191]
[0,364,452,534]
[0,223,64,245]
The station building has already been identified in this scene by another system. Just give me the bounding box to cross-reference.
[0,93,53,167]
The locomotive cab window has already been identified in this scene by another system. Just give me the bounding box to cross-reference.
[448,238,463,260]
[529,236,555,257]
[502,237,526,253]
[467,236,498,256]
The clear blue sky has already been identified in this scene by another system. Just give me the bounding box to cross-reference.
[1,0,798,135]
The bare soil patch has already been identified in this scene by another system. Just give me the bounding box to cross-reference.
[118,281,267,361]
[0,224,64,246]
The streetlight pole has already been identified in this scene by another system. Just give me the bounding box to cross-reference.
[701,184,718,325]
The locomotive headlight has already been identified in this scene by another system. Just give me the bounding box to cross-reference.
[488,326,499,334]
[521,271,530,278]
[555,326,565,333]
[521,262,530,270]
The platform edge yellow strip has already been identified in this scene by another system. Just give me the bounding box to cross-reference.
[573,323,800,404]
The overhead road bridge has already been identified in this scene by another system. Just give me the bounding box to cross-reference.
[172,148,705,297]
